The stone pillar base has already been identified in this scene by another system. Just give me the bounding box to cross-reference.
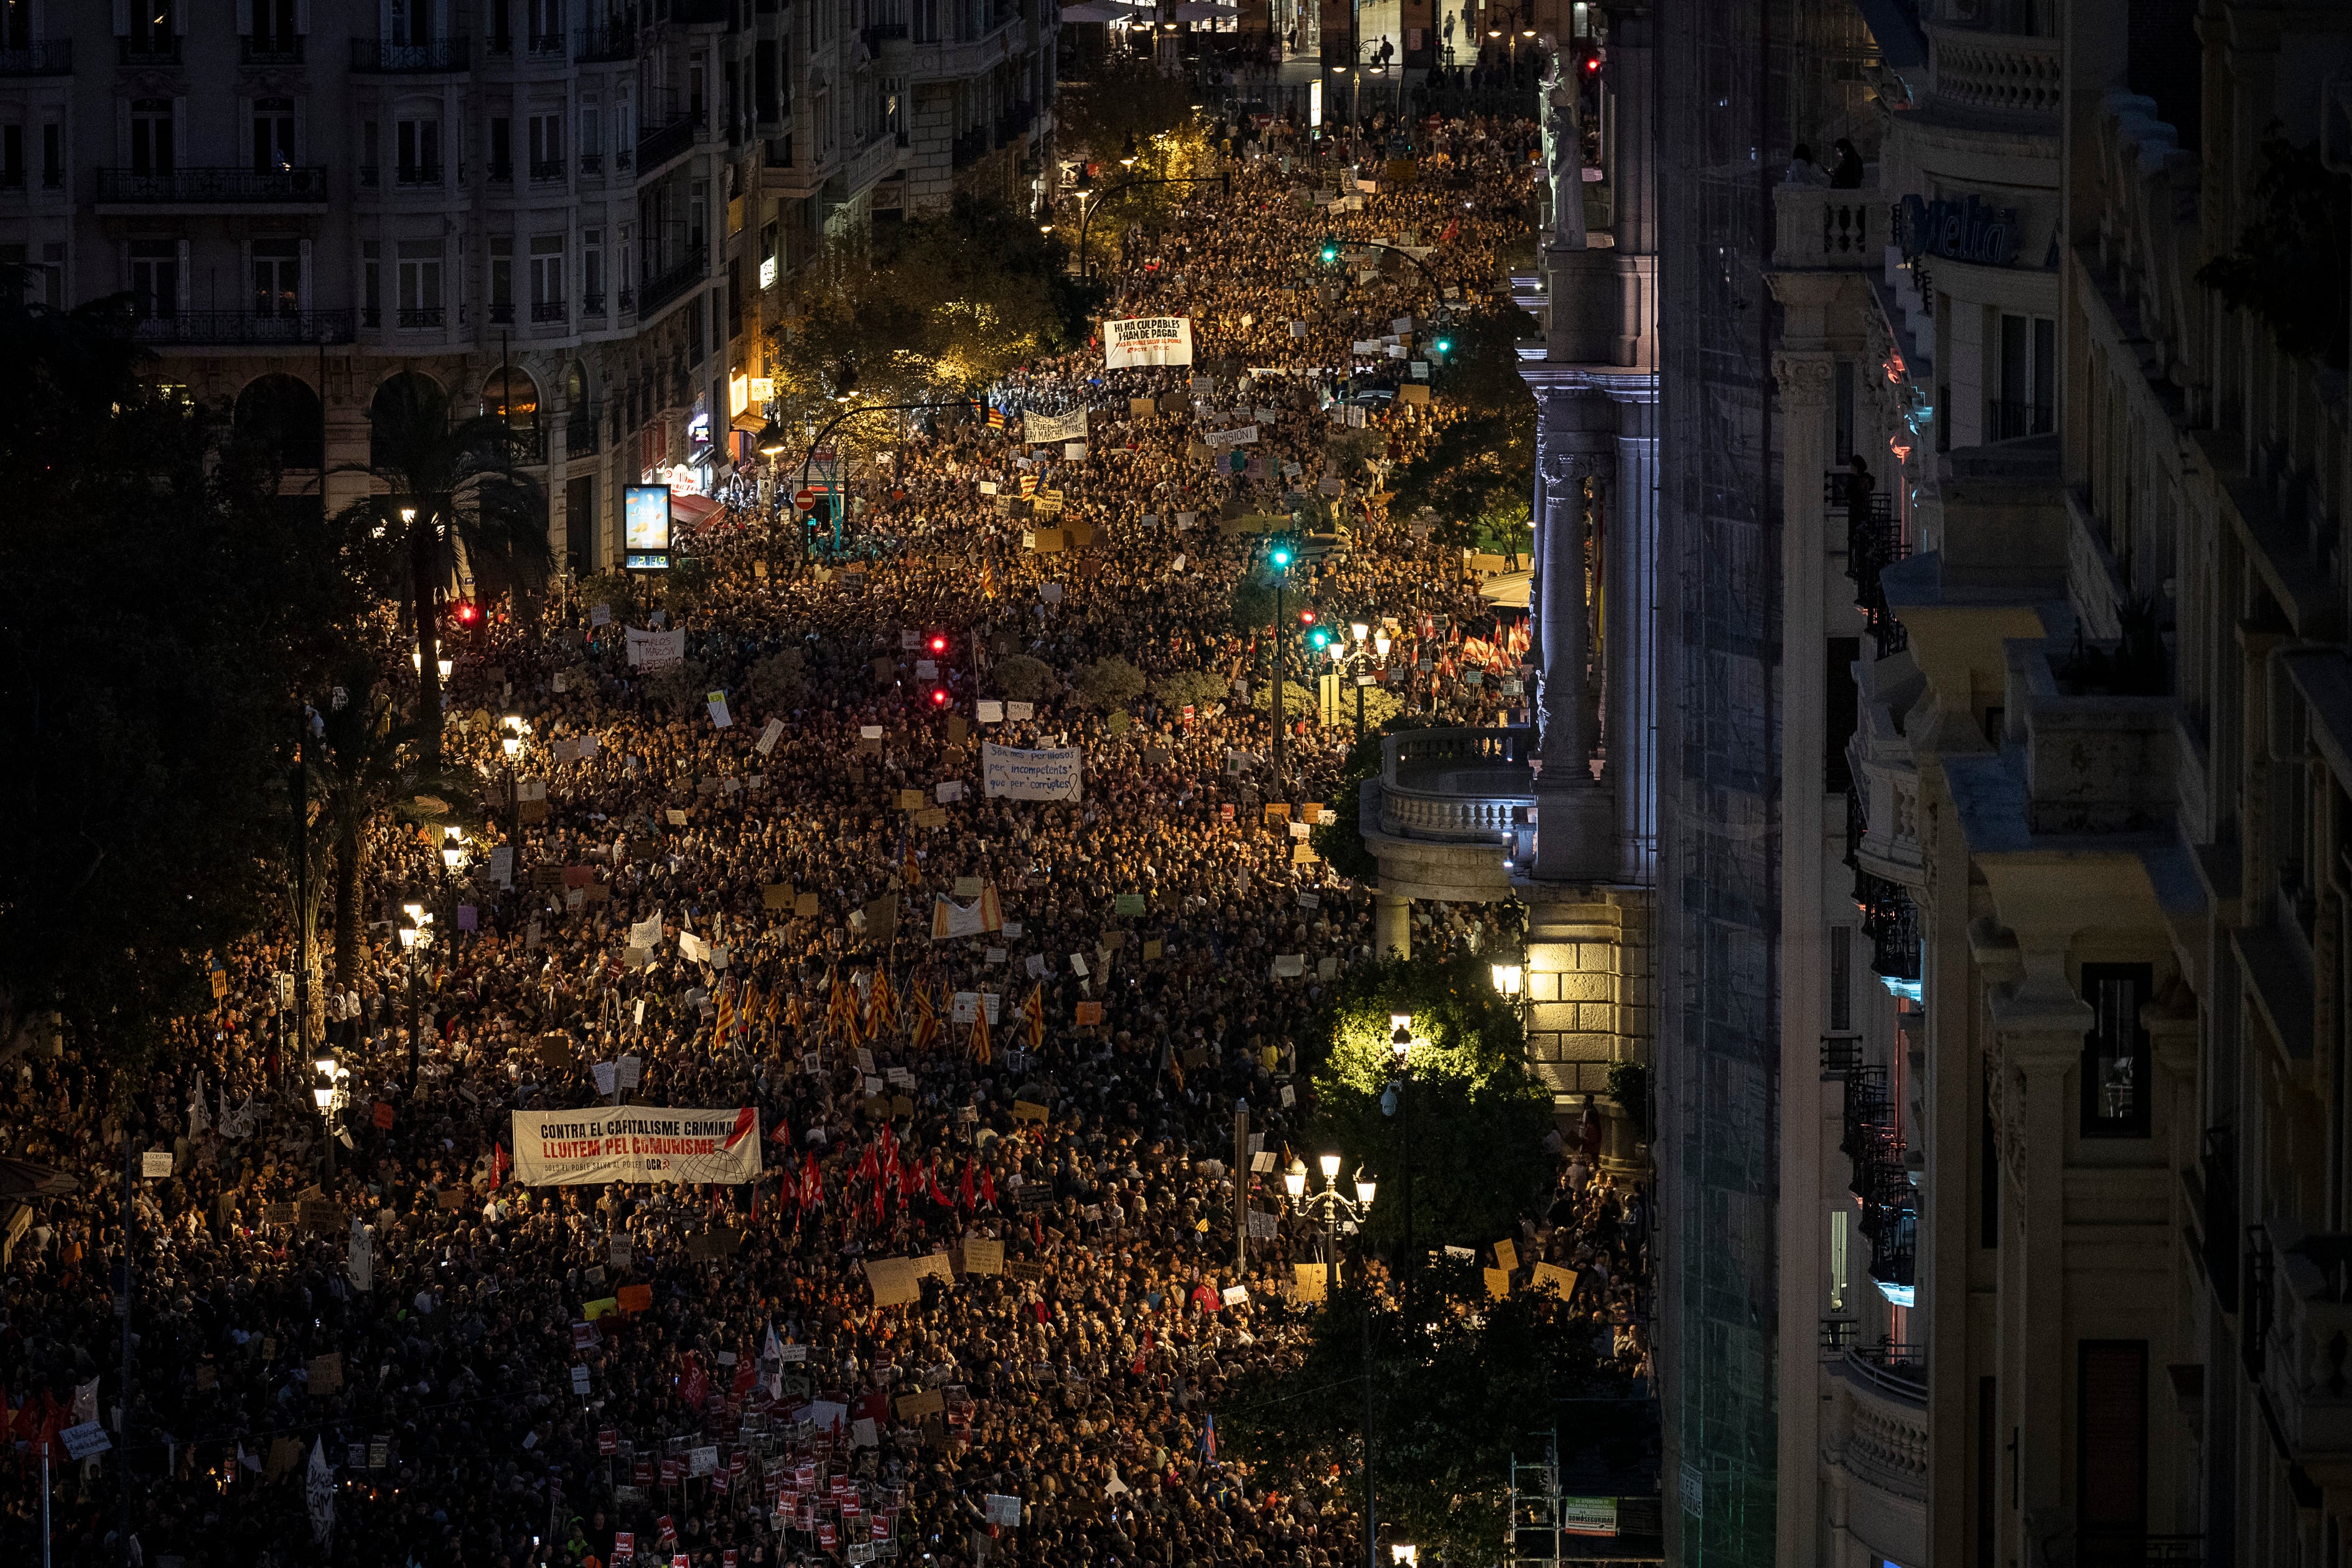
[1532,778,1617,882]
[1375,892,1411,959]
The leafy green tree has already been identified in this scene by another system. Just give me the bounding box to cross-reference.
[336,375,549,761]
[1067,655,1147,711]
[0,282,356,1073]
[1055,54,1197,165]
[1309,949,1552,1254]
[1392,304,1540,555]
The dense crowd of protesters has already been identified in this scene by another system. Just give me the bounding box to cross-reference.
[0,113,1648,1568]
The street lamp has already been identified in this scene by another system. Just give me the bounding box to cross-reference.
[1287,1154,1381,1568]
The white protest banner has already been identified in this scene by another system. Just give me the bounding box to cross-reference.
[1006,701,1035,721]
[488,844,515,889]
[509,1108,764,1186]
[757,717,784,755]
[624,627,686,669]
[1024,408,1090,444]
[1206,424,1261,447]
[976,701,1005,725]
[706,691,733,728]
[1103,316,1195,370]
[590,602,613,627]
[931,885,1005,941]
[982,742,1084,802]
[60,1421,113,1460]
[1063,442,1088,461]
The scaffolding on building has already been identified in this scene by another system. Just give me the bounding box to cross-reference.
[1650,0,1882,1564]
[1510,1437,1564,1566]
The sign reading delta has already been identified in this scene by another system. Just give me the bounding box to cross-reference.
[510,1108,764,1185]
[1103,315,1195,369]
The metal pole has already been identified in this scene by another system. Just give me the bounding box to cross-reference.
[1400,1068,1412,1318]
[39,1447,50,1568]
[1233,1108,1249,1273]
[1362,1291,1377,1568]
[1354,655,1365,744]
[1272,577,1286,794]
[116,1134,133,1568]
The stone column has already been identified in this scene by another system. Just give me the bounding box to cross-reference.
[1988,964,2092,1568]
[1374,893,1411,959]
[1608,396,1658,880]
[1602,2,1656,370]
[1531,393,1617,884]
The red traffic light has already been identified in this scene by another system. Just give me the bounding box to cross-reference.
[928,633,950,655]
[930,688,950,706]
[452,600,481,625]
[1297,608,1318,626]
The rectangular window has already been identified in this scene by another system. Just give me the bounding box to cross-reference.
[564,474,594,576]
[1827,1206,1849,1312]
[1,126,21,187]
[396,118,442,183]
[1834,358,1855,465]
[131,99,174,176]
[129,241,179,319]
[488,236,514,320]
[131,0,177,52]
[529,113,564,180]
[363,240,381,327]
[580,102,601,158]
[252,238,301,317]
[530,235,565,307]
[1828,925,1852,1035]
[1994,314,2056,439]
[397,239,442,325]
[1825,635,1859,793]
[251,96,296,174]
[252,0,300,49]
[490,116,513,180]
[2079,963,2154,1137]
[2076,1342,2148,1552]
[583,228,604,306]
[43,122,61,188]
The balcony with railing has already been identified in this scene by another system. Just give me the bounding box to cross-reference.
[1820,1333,1928,1562]
[240,34,305,63]
[131,310,357,347]
[488,302,516,325]
[636,114,701,176]
[1355,727,1531,905]
[579,152,604,176]
[636,247,708,318]
[117,35,182,63]
[394,162,446,187]
[576,22,638,62]
[528,32,569,58]
[582,292,607,318]
[2076,1535,2205,1568]
[352,37,471,73]
[1829,469,1908,657]
[1770,180,1880,271]
[532,299,569,324]
[1926,23,2061,121]
[487,161,515,184]
[397,307,446,330]
[530,158,566,184]
[0,39,70,73]
[1984,397,2052,441]
[96,167,330,205]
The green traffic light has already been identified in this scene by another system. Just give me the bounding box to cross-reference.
[1318,240,1341,265]
[1310,628,1332,650]
[1433,336,1453,355]
[1271,548,1292,567]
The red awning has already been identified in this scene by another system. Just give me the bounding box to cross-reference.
[671,492,726,532]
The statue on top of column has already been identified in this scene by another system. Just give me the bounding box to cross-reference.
[1543,47,1588,251]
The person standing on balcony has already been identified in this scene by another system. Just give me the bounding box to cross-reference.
[1781,143,1829,186]
[1828,136,1865,189]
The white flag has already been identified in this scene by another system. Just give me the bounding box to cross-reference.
[347,1219,373,1292]
[306,1438,336,1543]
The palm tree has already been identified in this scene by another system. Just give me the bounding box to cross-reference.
[307,674,463,992]
[336,373,550,761]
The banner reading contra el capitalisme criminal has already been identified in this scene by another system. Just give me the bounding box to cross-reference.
[510,1107,764,1185]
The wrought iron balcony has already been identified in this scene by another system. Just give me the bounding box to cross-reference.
[487,161,515,183]
[533,299,568,324]
[489,303,516,325]
[1828,469,1908,656]
[530,158,566,183]
[1852,869,1920,985]
[582,292,606,317]
[118,35,181,63]
[394,163,446,187]
[240,34,305,63]
[636,114,699,174]
[579,152,603,175]
[636,247,707,317]
[351,37,470,73]
[0,39,70,74]
[576,22,637,62]
[131,310,357,347]
[1984,397,2052,441]
[1819,1035,1862,1080]
[528,32,568,57]
[2078,1536,2205,1568]
[396,307,446,330]
[96,167,330,203]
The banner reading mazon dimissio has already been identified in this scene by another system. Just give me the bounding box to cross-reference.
[510,1108,764,1185]
[1103,316,1195,369]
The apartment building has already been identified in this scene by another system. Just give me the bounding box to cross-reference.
[0,0,1054,567]
[1767,1,2352,1564]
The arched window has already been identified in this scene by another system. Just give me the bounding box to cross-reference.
[482,364,541,433]
[370,370,443,469]
[564,361,589,406]
[234,372,325,469]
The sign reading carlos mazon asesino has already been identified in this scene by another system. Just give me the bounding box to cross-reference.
[982,742,1085,802]
[510,1108,764,1185]
[1103,316,1195,369]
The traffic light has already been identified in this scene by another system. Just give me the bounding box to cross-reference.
[1298,607,1318,627]
[1309,625,1333,651]
[927,632,950,656]
[930,687,950,707]
[452,599,481,627]
[1269,544,1294,569]
[1431,334,1454,359]
[1317,238,1342,266]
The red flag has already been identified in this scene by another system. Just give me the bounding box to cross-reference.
[980,1165,997,1208]
[768,1116,792,1144]
[958,1159,976,1210]
[730,1355,757,1399]
[801,1153,822,1210]
[491,1142,510,1188]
